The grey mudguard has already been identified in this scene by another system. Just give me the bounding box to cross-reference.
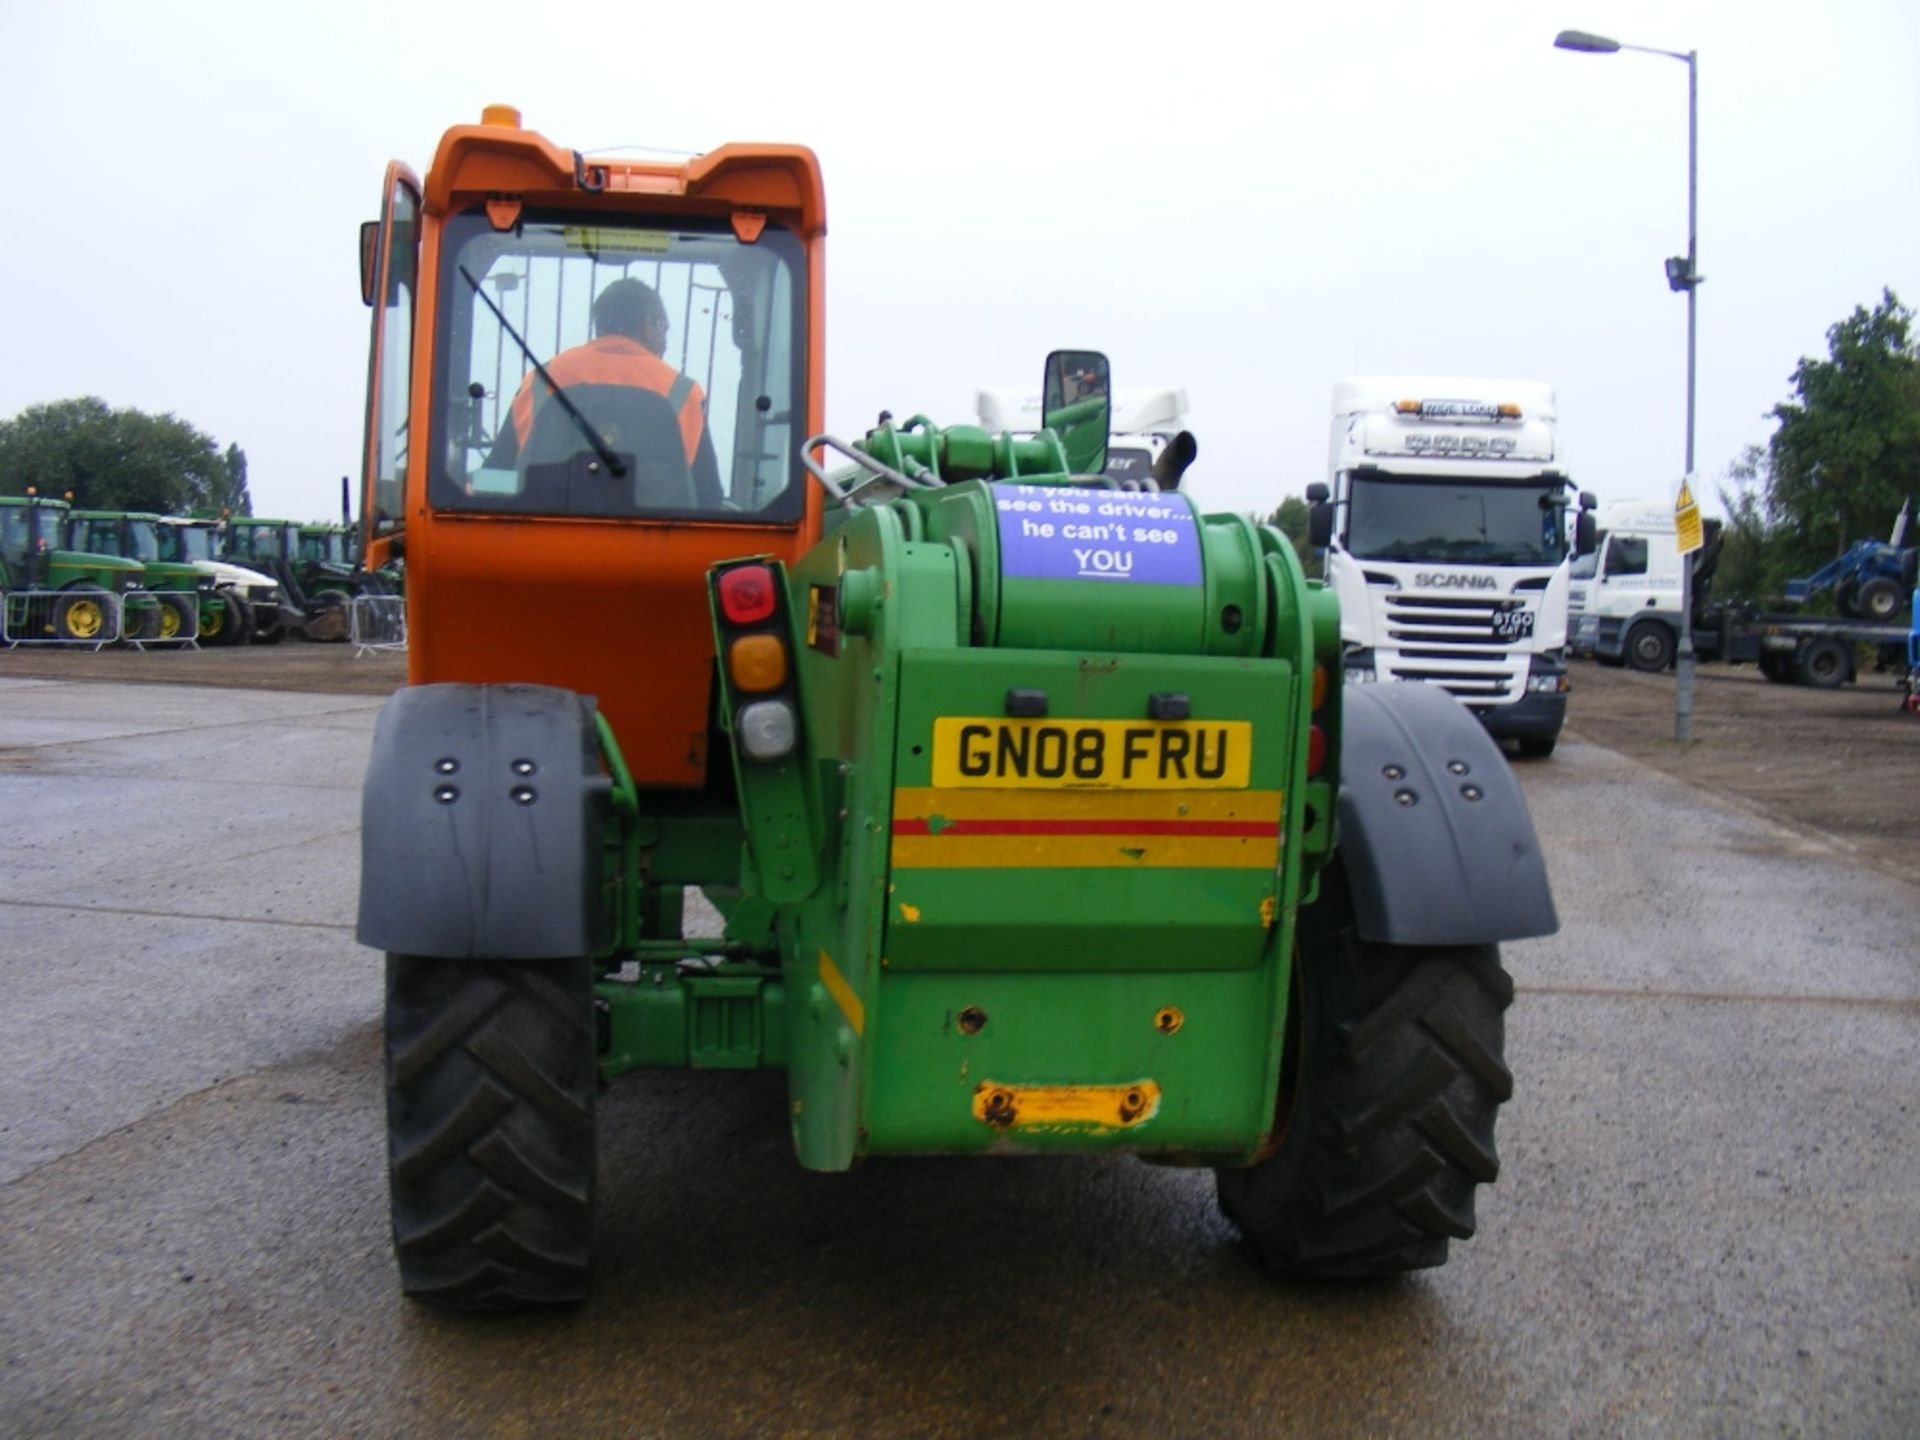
[357,683,611,959]
[1336,683,1558,946]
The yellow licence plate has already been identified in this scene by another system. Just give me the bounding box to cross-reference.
[929,717,1252,789]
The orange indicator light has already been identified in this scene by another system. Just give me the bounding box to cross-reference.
[729,634,788,693]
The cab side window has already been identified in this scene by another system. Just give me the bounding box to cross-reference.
[1604,535,1648,577]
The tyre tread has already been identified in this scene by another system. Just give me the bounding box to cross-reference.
[386,954,595,1310]
[1217,907,1512,1280]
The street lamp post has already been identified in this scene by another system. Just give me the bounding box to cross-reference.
[1555,28,1701,745]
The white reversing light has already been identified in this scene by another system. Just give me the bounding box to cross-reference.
[737,700,797,761]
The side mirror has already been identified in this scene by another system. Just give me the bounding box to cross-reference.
[1305,482,1334,550]
[360,220,379,308]
[1580,490,1598,511]
[1575,511,1597,557]
[1042,349,1110,475]
[1308,503,1334,550]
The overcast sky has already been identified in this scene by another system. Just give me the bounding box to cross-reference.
[3,0,1915,525]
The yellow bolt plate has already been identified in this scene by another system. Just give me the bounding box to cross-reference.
[971,1079,1161,1132]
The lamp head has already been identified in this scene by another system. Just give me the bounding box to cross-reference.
[1554,29,1621,53]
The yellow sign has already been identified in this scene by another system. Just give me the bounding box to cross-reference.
[1675,478,1704,556]
[929,717,1252,789]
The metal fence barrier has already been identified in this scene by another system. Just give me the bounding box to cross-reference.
[119,590,202,651]
[2,588,124,648]
[352,594,408,657]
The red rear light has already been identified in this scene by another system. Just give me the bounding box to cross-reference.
[1306,724,1326,778]
[718,565,777,626]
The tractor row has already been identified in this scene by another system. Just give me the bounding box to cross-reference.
[0,493,399,647]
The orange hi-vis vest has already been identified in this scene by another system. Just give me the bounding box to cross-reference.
[509,336,706,461]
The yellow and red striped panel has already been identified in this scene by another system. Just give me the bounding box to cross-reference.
[890,787,1282,870]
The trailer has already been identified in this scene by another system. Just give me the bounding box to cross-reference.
[1570,500,1909,687]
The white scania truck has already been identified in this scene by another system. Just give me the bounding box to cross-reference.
[1308,377,1594,757]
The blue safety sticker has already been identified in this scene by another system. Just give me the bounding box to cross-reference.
[993,485,1201,586]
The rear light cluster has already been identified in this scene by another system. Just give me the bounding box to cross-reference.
[713,562,800,763]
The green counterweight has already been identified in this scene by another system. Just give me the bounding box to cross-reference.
[668,425,1341,1170]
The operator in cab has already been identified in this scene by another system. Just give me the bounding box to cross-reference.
[486,277,725,507]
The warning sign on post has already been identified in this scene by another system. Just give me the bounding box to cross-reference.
[994,485,1201,586]
[1674,477,1704,557]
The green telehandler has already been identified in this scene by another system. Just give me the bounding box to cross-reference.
[354,113,1556,1311]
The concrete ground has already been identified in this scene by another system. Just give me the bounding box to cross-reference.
[1,676,1916,1438]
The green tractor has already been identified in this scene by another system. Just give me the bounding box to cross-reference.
[0,493,141,644]
[62,510,224,645]
[225,517,382,642]
[154,517,288,645]
[355,117,1555,1311]
[297,522,354,572]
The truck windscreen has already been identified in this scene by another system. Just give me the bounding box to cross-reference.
[1346,477,1568,566]
[429,209,807,524]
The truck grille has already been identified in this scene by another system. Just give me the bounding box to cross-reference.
[1379,595,1527,704]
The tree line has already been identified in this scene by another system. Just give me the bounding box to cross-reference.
[0,397,251,517]
[9,289,1915,582]
[1714,288,1919,603]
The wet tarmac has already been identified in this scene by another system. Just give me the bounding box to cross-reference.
[2,677,1916,1437]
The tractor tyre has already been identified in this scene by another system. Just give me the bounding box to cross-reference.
[1793,636,1851,690]
[53,588,113,644]
[156,594,194,643]
[1833,581,1859,619]
[1215,871,1513,1279]
[256,612,285,645]
[1623,620,1675,673]
[126,598,163,643]
[223,591,254,647]
[199,593,230,645]
[1516,736,1557,759]
[1854,577,1904,624]
[385,953,597,1311]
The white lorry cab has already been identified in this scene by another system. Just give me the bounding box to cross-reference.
[1308,377,1595,758]
[977,386,1198,490]
[1567,498,1692,670]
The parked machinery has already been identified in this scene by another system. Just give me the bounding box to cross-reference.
[61,509,222,643]
[354,110,1556,1310]
[0,493,141,643]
